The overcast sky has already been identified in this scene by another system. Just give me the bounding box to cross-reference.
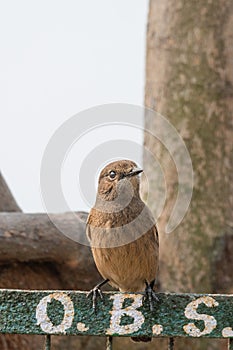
[0,1,149,213]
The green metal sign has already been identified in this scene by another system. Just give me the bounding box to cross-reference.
[0,289,233,338]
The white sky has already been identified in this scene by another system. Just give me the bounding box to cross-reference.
[0,0,149,213]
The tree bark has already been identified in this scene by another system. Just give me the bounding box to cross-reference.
[0,211,103,288]
[0,172,21,212]
[144,1,233,349]
[0,212,88,264]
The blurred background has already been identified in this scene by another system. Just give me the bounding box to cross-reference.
[0,0,148,212]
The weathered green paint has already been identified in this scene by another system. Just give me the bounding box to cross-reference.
[0,289,233,339]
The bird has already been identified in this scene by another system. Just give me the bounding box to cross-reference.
[86,159,159,342]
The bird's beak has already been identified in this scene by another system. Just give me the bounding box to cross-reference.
[125,168,143,178]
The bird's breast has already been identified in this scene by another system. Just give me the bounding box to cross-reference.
[91,228,158,292]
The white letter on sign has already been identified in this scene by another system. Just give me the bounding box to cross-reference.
[36,292,74,334]
[183,296,218,337]
[107,293,145,335]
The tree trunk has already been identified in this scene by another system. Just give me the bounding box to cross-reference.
[0,212,102,288]
[144,0,233,349]
[0,212,88,263]
[0,172,21,212]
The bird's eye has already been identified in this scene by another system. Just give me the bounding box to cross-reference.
[109,170,116,179]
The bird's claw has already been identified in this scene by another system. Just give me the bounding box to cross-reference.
[143,281,159,311]
[87,286,103,312]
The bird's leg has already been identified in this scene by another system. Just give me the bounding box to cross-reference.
[143,280,159,311]
[87,279,109,312]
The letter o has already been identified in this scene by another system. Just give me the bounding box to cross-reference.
[36,292,74,334]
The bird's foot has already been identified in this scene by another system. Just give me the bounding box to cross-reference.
[143,280,159,312]
[87,286,103,312]
[87,279,109,313]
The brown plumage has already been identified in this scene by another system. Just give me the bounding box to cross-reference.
[86,159,159,342]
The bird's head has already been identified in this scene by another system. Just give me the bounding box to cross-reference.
[97,160,143,204]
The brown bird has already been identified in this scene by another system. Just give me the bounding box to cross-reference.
[86,159,159,342]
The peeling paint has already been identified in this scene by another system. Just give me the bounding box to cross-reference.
[36,292,74,334]
[183,296,219,337]
[152,324,163,335]
[0,290,233,338]
[77,322,89,332]
[106,293,145,335]
[222,327,233,337]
